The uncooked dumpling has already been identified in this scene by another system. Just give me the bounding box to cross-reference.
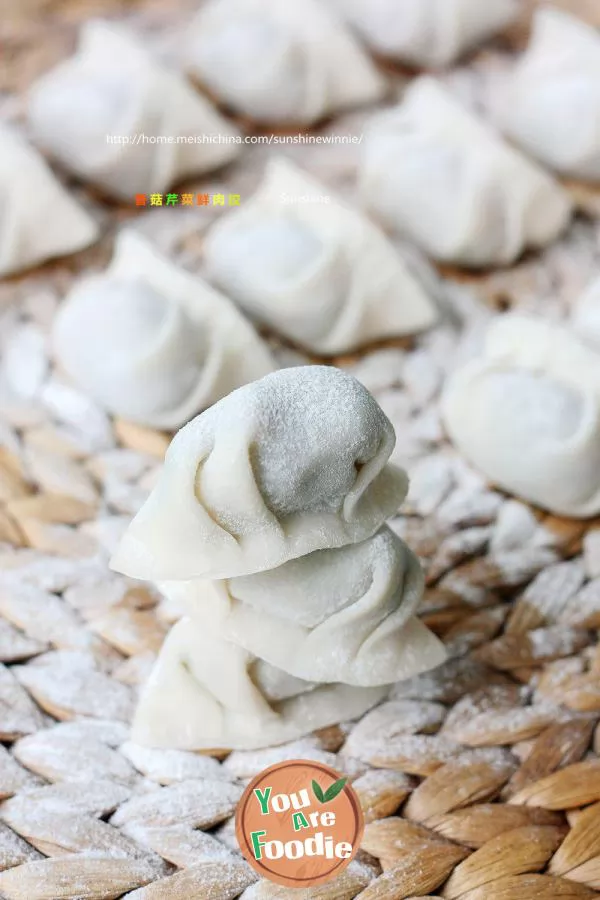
[498,9,600,182]
[53,229,276,428]
[111,366,409,581]
[572,277,600,352]
[28,21,241,199]
[131,616,389,750]
[0,125,98,278]
[328,0,518,67]
[441,314,600,516]
[117,364,444,751]
[204,159,438,353]
[360,77,572,267]
[161,526,446,686]
[182,0,385,124]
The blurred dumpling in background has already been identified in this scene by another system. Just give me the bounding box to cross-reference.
[441,314,600,517]
[327,0,519,68]
[28,21,241,200]
[204,158,439,354]
[359,77,572,268]
[52,229,276,428]
[572,276,600,353]
[0,125,99,278]
[182,0,386,124]
[498,8,600,182]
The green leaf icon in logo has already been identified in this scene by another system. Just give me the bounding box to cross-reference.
[324,777,348,802]
[312,777,348,804]
[311,780,325,803]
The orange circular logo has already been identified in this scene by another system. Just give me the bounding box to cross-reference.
[235,759,363,888]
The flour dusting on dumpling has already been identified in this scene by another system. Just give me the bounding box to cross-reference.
[162,525,445,687]
[111,366,408,580]
[130,617,389,750]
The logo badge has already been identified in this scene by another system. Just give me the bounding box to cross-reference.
[235,759,364,888]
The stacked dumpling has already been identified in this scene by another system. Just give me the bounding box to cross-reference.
[111,366,446,750]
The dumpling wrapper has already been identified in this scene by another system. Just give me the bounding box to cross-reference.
[498,8,600,182]
[204,159,439,354]
[360,77,572,267]
[328,0,518,68]
[28,20,241,200]
[162,526,445,687]
[441,314,600,517]
[572,276,600,353]
[182,0,385,124]
[53,230,276,429]
[131,616,388,750]
[249,660,317,702]
[111,366,408,580]
[0,125,98,278]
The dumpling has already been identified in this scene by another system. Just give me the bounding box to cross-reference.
[572,277,600,352]
[131,616,388,750]
[161,526,446,686]
[359,77,572,268]
[110,366,409,581]
[204,159,439,354]
[498,9,600,182]
[441,314,600,517]
[327,0,518,68]
[28,21,241,200]
[182,0,385,124]
[162,529,443,687]
[115,363,444,751]
[52,229,276,428]
[0,125,98,278]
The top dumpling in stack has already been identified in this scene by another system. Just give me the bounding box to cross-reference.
[111,366,409,581]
